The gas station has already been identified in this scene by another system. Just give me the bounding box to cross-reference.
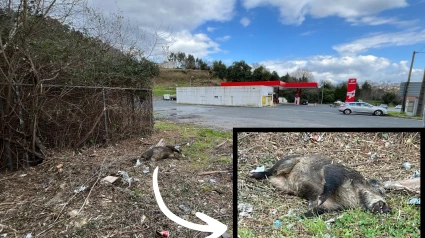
[220,81,319,105]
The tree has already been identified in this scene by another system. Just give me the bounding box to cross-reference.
[185,54,196,69]
[0,0,164,170]
[197,59,208,70]
[270,71,280,80]
[360,81,372,100]
[320,79,334,89]
[355,82,361,99]
[290,68,314,82]
[280,72,291,82]
[323,88,336,103]
[382,91,398,105]
[168,52,177,62]
[226,60,252,82]
[334,82,348,101]
[251,62,262,71]
[212,60,227,79]
[252,66,271,81]
[177,52,186,68]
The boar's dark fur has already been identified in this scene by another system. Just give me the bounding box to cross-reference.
[141,145,181,161]
[250,154,391,218]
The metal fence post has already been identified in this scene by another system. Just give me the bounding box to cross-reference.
[102,88,109,140]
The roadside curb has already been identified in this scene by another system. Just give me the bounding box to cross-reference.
[387,115,423,120]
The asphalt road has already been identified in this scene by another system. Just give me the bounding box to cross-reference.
[154,101,424,130]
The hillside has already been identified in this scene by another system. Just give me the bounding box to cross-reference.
[153,69,224,96]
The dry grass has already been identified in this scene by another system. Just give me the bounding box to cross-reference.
[237,132,420,237]
[154,69,223,87]
[0,121,233,237]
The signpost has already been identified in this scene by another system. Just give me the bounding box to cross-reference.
[346,78,357,102]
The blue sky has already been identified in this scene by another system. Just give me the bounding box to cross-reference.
[89,0,425,85]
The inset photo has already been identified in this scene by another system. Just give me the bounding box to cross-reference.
[237,131,420,237]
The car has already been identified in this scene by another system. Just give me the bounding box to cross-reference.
[330,101,344,107]
[301,100,308,105]
[395,105,402,109]
[379,104,388,109]
[338,102,388,116]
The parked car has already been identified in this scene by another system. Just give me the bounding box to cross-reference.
[395,105,402,109]
[301,100,308,105]
[339,102,388,116]
[379,104,388,109]
[330,101,344,107]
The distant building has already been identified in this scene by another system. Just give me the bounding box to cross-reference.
[397,82,422,98]
[397,82,424,116]
[159,61,177,69]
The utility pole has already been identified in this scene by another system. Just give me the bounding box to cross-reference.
[401,51,416,113]
[416,67,425,118]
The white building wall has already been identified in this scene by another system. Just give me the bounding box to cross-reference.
[176,86,274,107]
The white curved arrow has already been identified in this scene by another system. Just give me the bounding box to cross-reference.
[153,167,227,238]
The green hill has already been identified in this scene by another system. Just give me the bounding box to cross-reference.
[153,68,224,96]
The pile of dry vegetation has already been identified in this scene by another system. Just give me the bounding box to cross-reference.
[0,122,234,237]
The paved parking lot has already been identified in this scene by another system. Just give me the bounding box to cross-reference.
[154,101,424,130]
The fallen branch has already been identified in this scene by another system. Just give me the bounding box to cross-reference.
[384,178,420,195]
[0,223,17,237]
[384,185,420,195]
[75,109,106,148]
[198,170,232,176]
[348,159,380,167]
[1,137,44,160]
[36,217,72,237]
[325,214,344,224]
[155,138,164,147]
[215,139,229,148]
[53,173,98,223]
[78,158,106,213]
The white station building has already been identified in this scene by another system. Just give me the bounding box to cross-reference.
[177,86,274,107]
[176,81,319,107]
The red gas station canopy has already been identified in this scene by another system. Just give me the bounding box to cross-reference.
[220,80,318,88]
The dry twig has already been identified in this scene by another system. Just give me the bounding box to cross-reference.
[198,170,232,176]
[78,158,107,213]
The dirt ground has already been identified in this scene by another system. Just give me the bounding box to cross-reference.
[237,132,420,237]
[0,122,233,237]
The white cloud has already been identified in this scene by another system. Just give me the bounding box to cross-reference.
[300,31,316,36]
[259,54,424,84]
[84,0,236,60]
[346,16,417,27]
[241,0,409,25]
[89,0,236,32]
[240,17,251,27]
[168,31,222,58]
[216,35,231,42]
[207,27,217,32]
[333,29,425,55]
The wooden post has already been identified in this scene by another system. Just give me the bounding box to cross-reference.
[401,51,416,113]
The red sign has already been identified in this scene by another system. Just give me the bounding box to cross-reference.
[345,78,357,102]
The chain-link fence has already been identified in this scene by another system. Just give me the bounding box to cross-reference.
[0,84,153,171]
